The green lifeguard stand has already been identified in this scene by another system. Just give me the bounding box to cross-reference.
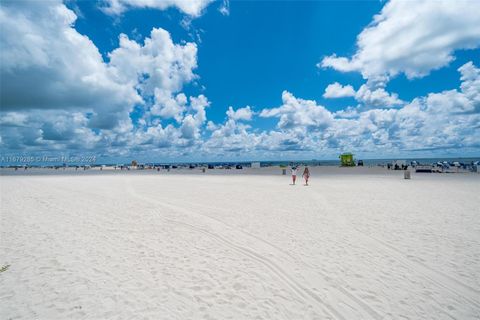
[339,153,355,167]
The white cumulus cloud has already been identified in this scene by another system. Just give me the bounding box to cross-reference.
[323,82,356,98]
[355,83,403,109]
[0,1,208,155]
[0,0,141,130]
[320,0,480,80]
[101,0,215,17]
[226,106,254,121]
[260,91,333,130]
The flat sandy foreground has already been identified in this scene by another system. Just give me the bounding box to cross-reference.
[1,167,479,319]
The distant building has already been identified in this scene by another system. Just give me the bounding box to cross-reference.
[339,153,355,167]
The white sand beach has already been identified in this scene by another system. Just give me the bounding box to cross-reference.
[1,168,479,319]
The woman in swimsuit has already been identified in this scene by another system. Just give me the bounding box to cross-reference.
[302,166,310,186]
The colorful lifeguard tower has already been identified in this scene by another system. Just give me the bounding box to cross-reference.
[339,153,355,167]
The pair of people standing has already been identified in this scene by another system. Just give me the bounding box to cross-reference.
[291,166,310,186]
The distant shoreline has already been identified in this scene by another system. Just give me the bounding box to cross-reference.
[1,156,479,168]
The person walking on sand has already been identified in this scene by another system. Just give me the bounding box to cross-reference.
[291,166,298,185]
[303,166,310,186]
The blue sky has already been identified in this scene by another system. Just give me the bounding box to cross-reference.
[73,1,384,118]
[1,0,479,163]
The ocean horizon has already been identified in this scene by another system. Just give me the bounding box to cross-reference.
[1,156,479,167]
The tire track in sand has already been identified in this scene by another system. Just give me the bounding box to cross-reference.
[310,188,480,313]
[167,219,343,320]
[136,194,383,320]
[125,178,383,320]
